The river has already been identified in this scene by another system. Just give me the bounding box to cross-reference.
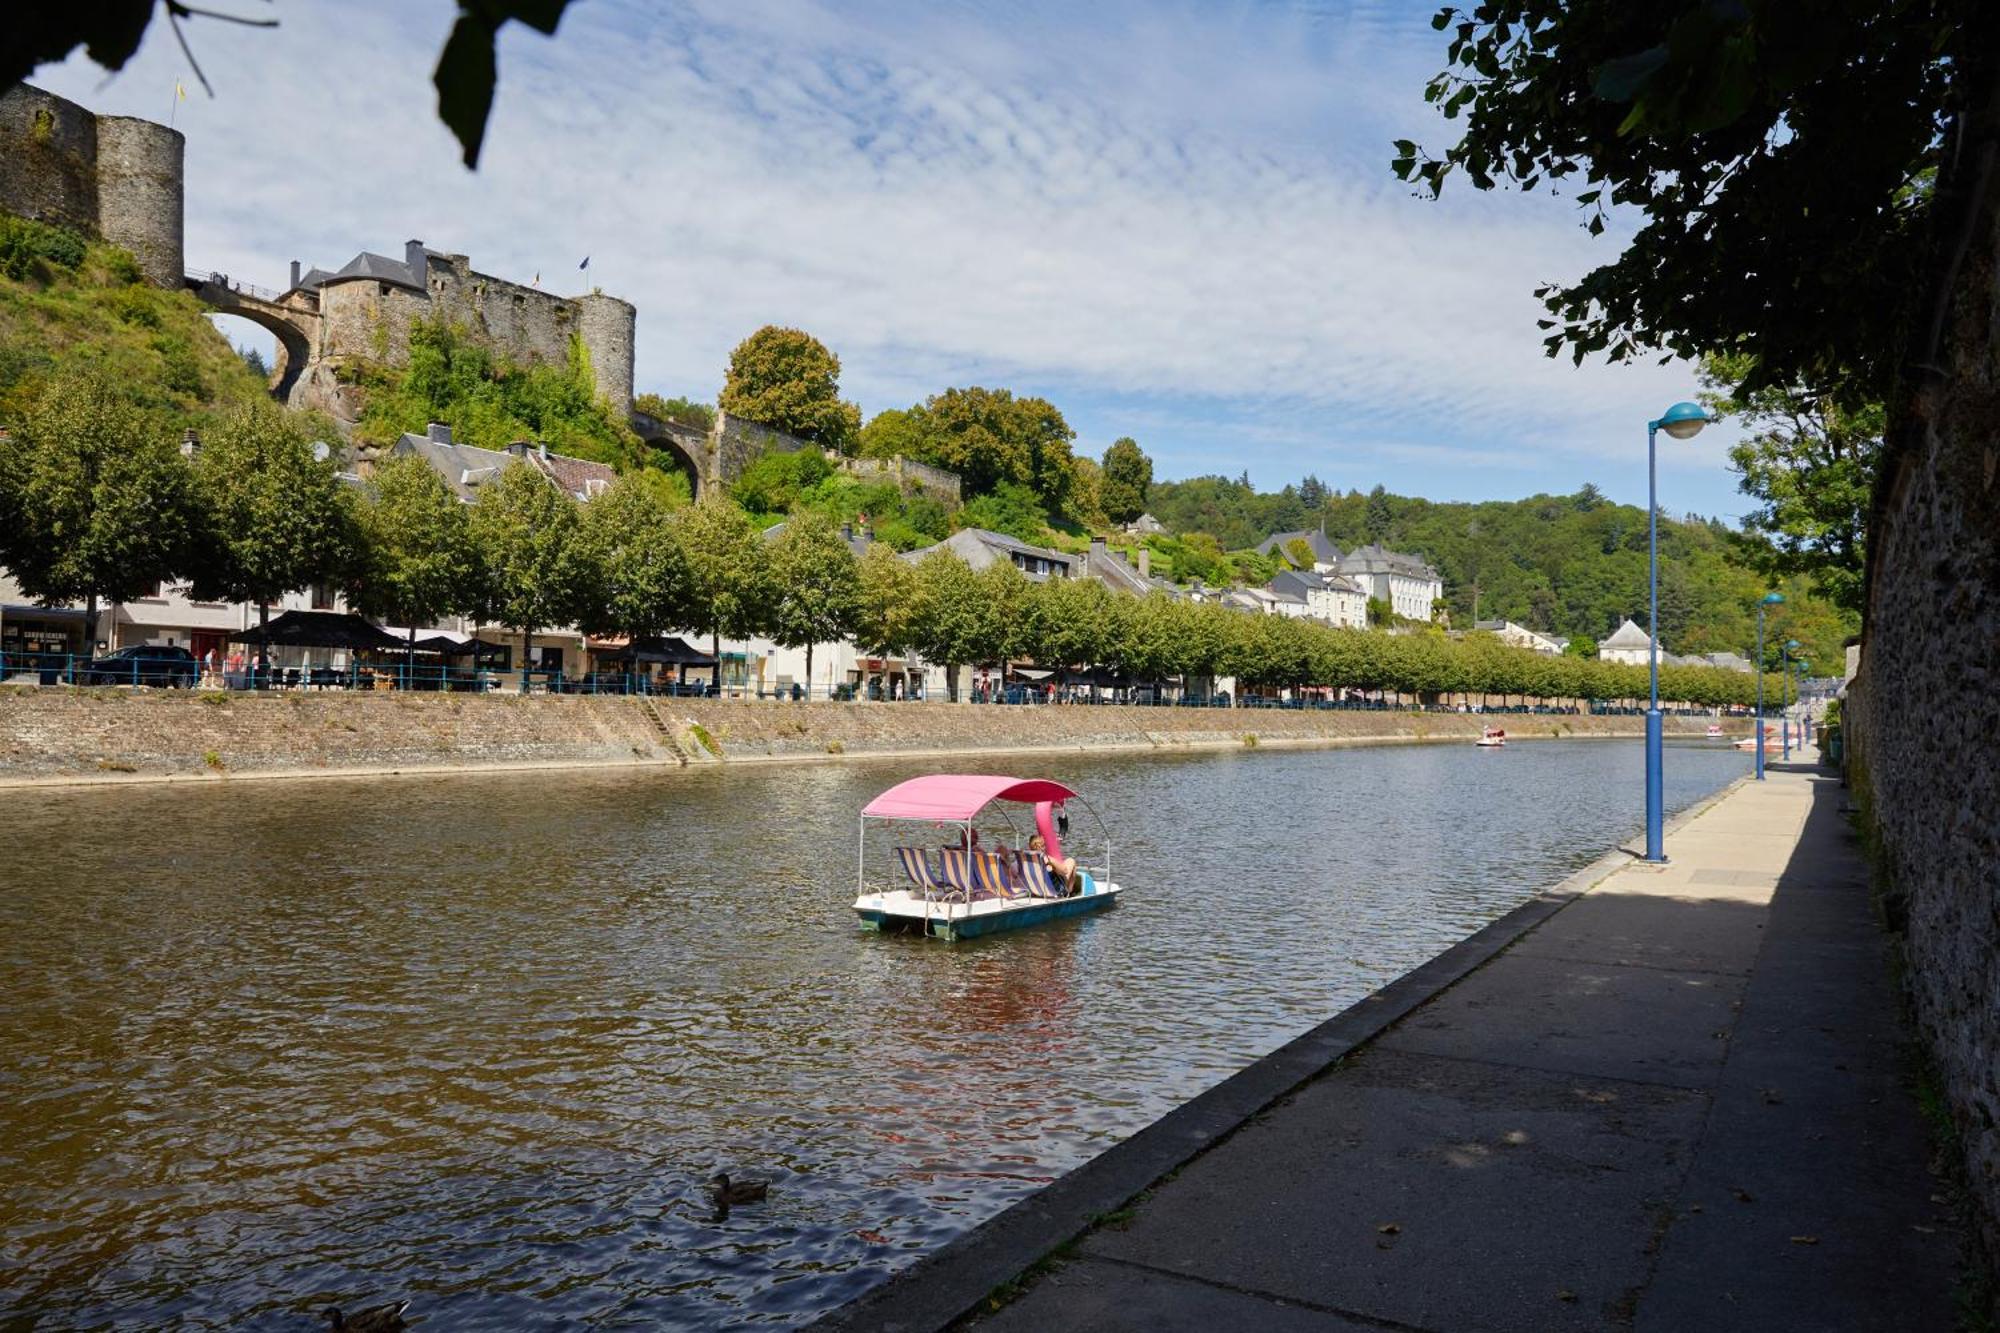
[0,738,1745,1329]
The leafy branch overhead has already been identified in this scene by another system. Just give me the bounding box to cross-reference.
[1,0,578,168]
[1391,2,1961,397]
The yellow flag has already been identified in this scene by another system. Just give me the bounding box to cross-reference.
[175,80,186,102]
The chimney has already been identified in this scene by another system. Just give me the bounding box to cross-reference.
[405,239,427,281]
[180,427,199,459]
[289,259,300,290]
[427,422,451,444]
[506,441,532,459]
[1087,534,1106,575]
[1138,548,1151,580]
[840,523,854,543]
[537,442,549,461]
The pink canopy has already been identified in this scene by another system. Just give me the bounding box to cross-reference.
[862,774,1079,822]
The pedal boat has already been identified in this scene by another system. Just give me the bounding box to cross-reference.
[853,774,1121,941]
[1475,726,1507,747]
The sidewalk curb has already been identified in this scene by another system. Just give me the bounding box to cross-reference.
[808,774,1753,1332]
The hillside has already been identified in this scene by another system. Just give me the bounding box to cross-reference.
[1145,474,1856,672]
[0,211,270,427]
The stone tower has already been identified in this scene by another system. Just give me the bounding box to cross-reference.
[0,85,185,287]
[575,291,636,418]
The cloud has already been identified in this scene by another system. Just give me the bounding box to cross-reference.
[32,0,1726,508]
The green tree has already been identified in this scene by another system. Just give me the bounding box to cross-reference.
[349,453,476,665]
[854,541,920,661]
[957,478,1049,543]
[673,494,771,688]
[577,471,692,642]
[467,464,593,669]
[1699,354,1880,617]
[0,367,202,656]
[719,326,862,450]
[888,386,1078,510]
[767,511,861,692]
[634,392,716,433]
[1100,436,1153,524]
[730,447,834,517]
[855,406,929,461]
[1364,484,1392,542]
[186,401,355,638]
[907,552,984,702]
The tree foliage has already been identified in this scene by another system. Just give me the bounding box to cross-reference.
[467,462,593,657]
[577,471,692,641]
[186,400,354,622]
[1700,354,1879,617]
[0,366,203,632]
[1392,3,1963,400]
[863,386,1078,513]
[766,510,862,687]
[719,326,861,450]
[348,454,475,639]
[674,494,771,677]
[1100,437,1153,524]
[634,392,716,433]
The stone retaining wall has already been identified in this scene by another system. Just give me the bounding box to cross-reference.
[0,689,1730,785]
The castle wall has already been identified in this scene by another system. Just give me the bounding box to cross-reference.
[317,280,429,369]
[839,455,963,507]
[93,115,185,287]
[423,254,577,369]
[576,293,636,417]
[0,86,101,238]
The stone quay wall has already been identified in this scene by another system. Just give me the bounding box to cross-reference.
[0,689,1730,786]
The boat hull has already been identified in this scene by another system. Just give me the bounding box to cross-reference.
[855,884,1121,940]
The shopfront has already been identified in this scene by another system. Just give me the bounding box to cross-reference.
[1,605,94,679]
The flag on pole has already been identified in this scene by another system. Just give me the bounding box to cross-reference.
[578,256,590,271]
[176,80,187,101]
[532,272,540,287]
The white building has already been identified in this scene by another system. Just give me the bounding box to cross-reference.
[1597,618,1658,666]
[1474,619,1565,655]
[1336,544,1444,623]
[1269,568,1368,629]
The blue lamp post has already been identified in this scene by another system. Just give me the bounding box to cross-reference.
[1642,401,1714,862]
[1792,636,1808,752]
[1755,591,1784,779]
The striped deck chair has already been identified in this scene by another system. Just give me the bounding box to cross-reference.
[937,847,978,900]
[1016,850,1062,898]
[974,850,1024,900]
[894,846,942,893]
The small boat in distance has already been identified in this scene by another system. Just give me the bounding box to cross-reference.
[1733,724,1779,751]
[1475,726,1507,748]
[1706,723,1725,738]
[853,775,1122,940]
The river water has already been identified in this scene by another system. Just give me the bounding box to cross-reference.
[0,738,1745,1329]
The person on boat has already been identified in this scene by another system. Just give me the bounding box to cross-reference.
[1027,834,1081,896]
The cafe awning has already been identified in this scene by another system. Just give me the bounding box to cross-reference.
[593,635,717,667]
[230,611,407,651]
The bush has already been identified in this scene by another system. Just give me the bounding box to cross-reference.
[732,447,833,514]
[957,478,1049,543]
[0,214,88,282]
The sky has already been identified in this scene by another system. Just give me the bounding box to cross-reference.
[35,0,1751,521]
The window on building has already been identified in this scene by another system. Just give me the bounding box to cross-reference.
[311,583,335,610]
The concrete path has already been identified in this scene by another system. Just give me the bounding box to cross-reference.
[971,761,1963,1332]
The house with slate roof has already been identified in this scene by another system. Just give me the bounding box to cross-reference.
[1269,567,1368,629]
[1255,525,1345,572]
[1336,543,1445,623]
[1597,617,1657,665]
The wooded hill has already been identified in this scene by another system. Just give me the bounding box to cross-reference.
[1145,474,1855,672]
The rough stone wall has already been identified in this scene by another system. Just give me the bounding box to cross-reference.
[316,280,428,370]
[423,253,576,369]
[0,689,1722,784]
[715,411,810,488]
[575,292,636,417]
[92,115,184,287]
[0,85,100,236]
[631,415,713,495]
[1850,139,2000,1264]
[839,455,963,507]
[0,85,186,287]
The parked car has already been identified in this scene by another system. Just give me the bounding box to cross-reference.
[82,645,198,687]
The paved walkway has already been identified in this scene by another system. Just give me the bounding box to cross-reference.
[972,760,1963,1331]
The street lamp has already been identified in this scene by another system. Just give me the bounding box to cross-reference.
[1755,592,1784,780]
[1642,401,1714,862]
[1792,636,1808,752]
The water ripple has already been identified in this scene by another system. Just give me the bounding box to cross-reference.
[0,739,1743,1328]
